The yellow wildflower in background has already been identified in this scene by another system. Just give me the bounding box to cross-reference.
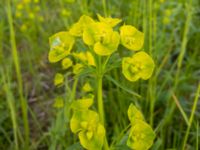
[28,12,35,19]
[20,24,28,32]
[53,97,64,108]
[82,82,93,92]
[23,0,31,4]
[16,11,22,18]
[34,0,40,3]
[61,9,71,17]
[159,0,165,3]
[16,4,23,10]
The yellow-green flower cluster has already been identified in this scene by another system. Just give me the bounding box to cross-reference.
[60,9,71,18]
[49,14,154,82]
[127,104,155,150]
[48,14,156,149]
[163,9,173,25]
[122,52,155,82]
[70,98,105,150]
[120,24,155,82]
[68,14,122,56]
[48,14,121,83]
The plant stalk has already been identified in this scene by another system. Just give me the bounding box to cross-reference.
[97,76,104,125]
[6,0,29,149]
[182,84,200,150]
[102,0,108,17]
[2,70,19,150]
[97,75,109,150]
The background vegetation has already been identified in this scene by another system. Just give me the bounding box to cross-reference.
[0,0,200,149]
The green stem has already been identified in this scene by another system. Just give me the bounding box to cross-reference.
[97,76,104,124]
[196,121,199,150]
[110,124,131,148]
[96,55,110,150]
[158,0,193,131]
[182,84,200,150]
[2,70,19,150]
[97,75,109,150]
[102,55,110,71]
[70,78,78,103]
[7,0,29,149]
[102,0,108,17]
[148,0,155,127]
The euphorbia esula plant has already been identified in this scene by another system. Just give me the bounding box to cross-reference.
[48,14,155,150]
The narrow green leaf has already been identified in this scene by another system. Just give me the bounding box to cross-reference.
[105,75,141,98]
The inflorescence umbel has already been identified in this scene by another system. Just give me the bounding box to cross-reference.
[48,14,155,150]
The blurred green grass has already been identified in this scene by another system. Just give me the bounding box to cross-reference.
[0,0,200,149]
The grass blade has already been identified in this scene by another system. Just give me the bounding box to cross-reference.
[2,70,19,150]
[182,84,200,150]
[105,75,142,99]
[6,0,29,148]
[172,92,189,126]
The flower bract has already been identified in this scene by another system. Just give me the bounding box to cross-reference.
[49,32,75,63]
[122,51,155,82]
[73,51,96,66]
[127,104,155,150]
[120,25,144,51]
[54,73,64,86]
[70,99,105,150]
[83,22,120,56]
[62,57,73,69]
[127,120,155,150]
[69,15,95,37]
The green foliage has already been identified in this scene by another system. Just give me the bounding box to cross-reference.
[0,0,199,149]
